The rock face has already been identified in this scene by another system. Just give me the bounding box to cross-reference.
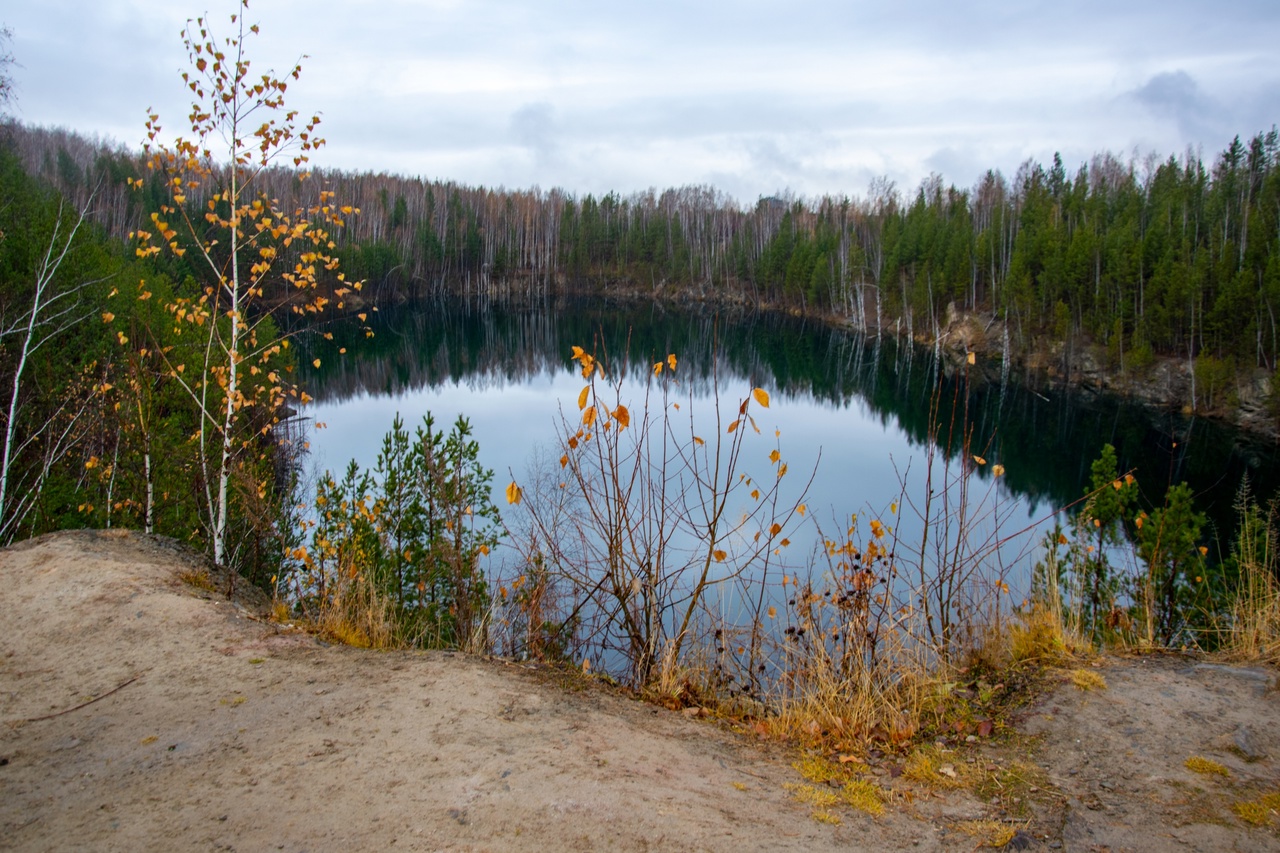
[929,305,1279,440]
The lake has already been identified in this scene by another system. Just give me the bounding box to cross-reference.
[297,295,1280,673]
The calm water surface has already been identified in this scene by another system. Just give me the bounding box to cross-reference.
[299,296,1280,599]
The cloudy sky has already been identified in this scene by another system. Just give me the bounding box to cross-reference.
[7,0,1279,205]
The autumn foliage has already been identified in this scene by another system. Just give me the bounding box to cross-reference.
[124,1,361,568]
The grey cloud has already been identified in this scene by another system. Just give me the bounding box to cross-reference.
[510,102,559,167]
[1128,70,1223,142]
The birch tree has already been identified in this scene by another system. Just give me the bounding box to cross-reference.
[132,1,358,567]
[0,194,102,541]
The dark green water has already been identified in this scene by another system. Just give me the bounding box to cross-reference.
[302,295,1280,557]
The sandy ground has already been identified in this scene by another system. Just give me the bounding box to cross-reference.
[2,530,1279,852]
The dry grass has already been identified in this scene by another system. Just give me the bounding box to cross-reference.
[1232,791,1280,826]
[792,754,858,785]
[1223,561,1280,666]
[298,567,407,650]
[789,755,881,818]
[903,744,973,789]
[783,757,888,822]
[1003,603,1081,666]
[641,643,723,713]
[1185,755,1230,777]
[783,781,841,809]
[178,567,216,593]
[956,819,1020,847]
[970,757,1049,810]
[841,778,887,816]
[1068,668,1107,691]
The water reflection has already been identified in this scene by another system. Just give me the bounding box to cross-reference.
[293,297,1280,678]
[301,295,1280,555]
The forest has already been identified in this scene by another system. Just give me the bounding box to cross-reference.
[10,121,1280,383]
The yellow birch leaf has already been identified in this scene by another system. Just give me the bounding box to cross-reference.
[693,436,705,446]
[753,387,770,408]
[667,354,677,372]
[713,550,727,562]
[992,464,1006,477]
[767,605,777,618]
[769,449,781,464]
[770,523,782,537]
[312,359,321,368]
[505,482,523,505]
[797,504,806,516]
[972,454,986,465]
[967,351,976,365]
[559,454,569,468]
[577,385,590,410]
[728,420,739,433]
[615,405,630,428]
[583,407,597,426]
[653,362,663,376]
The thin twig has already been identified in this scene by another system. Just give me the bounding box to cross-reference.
[19,672,145,723]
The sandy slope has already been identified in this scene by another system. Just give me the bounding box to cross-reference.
[2,530,1279,852]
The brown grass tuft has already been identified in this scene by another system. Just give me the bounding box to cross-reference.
[956,819,1020,847]
[1068,668,1107,691]
[178,567,216,593]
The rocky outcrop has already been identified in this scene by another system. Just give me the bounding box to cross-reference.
[926,304,1279,441]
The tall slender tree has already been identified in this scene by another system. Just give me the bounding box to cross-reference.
[132,1,357,567]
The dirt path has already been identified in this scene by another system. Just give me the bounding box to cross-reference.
[1017,653,1280,851]
[2,531,1278,851]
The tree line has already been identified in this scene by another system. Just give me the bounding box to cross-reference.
[10,122,1280,377]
